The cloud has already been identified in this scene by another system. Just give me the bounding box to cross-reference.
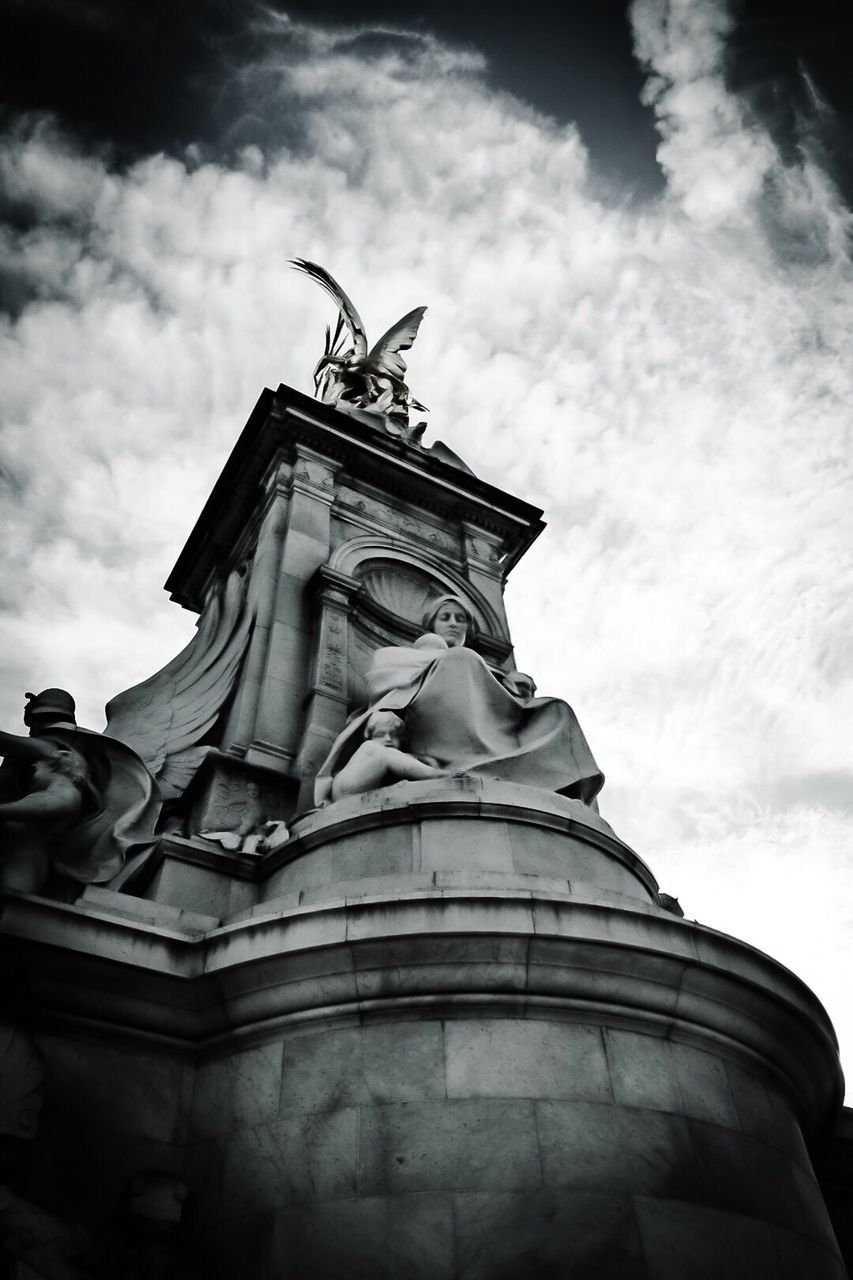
[1,1,852,1085]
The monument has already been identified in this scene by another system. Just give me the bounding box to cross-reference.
[0,264,850,1278]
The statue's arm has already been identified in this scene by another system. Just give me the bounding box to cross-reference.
[0,731,60,764]
[0,777,82,823]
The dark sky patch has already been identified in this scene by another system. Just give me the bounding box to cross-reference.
[1,0,851,202]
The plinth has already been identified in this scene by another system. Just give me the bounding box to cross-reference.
[3,778,845,1278]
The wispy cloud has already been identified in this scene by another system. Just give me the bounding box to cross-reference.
[1,0,851,1081]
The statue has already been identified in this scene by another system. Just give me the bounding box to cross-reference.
[326,709,448,802]
[104,564,255,803]
[314,595,604,806]
[0,689,160,897]
[197,780,291,854]
[290,258,427,429]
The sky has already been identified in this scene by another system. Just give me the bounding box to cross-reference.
[1,0,852,1102]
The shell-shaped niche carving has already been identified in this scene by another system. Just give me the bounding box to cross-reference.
[0,1024,45,1139]
[357,561,449,627]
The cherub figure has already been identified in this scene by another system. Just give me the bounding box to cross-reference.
[328,709,446,802]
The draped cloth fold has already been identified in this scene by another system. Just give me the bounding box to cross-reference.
[314,644,603,806]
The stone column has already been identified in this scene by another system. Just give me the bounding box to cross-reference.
[461,519,511,629]
[294,565,361,809]
[246,446,339,773]
[219,455,291,753]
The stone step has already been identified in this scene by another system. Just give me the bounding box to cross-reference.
[78,886,220,935]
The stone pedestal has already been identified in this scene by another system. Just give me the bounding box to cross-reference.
[1,779,846,1278]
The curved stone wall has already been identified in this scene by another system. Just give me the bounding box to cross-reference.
[5,780,845,1278]
[260,777,659,909]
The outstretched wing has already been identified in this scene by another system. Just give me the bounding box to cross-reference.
[104,565,254,798]
[290,258,368,359]
[368,306,427,380]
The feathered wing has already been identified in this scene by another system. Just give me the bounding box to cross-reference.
[104,565,255,799]
[290,258,369,359]
[368,306,427,380]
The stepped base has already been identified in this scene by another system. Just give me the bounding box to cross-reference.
[0,780,845,1277]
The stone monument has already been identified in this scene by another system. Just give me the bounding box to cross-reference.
[0,269,850,1278]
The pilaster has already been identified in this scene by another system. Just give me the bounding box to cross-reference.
[246,446,340,773]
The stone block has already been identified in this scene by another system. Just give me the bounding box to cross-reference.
[274,1192,455,1279]
[330,825,416,882]
[26,1114,185,1227]
[688,1119,837,1246]
[509,824,647,899]
[507,824,584,879]
[279,1022,445,1114]
[636,1196,815,1280]
[445,1018,611,1103]
[143,860,231,918]
[191,1041,284,1139]
[180,1138,224,1236]
[538,1100,700,1201]
[188,753,296,838]
[358,1099,541,1195]
[306,872,432,903]
[723,1058,795,1153]
[772,1223,848,1280]
[527,934,683,1016]
[351,933,529,1001]
[604,1028,682,1114]
[420,818,514,873]
[37,1033,188,1144]
[669,1041,739,1127]
[249,891,302,916]
[210,1211,275,1280]
[343,894,535,944]
[221,1109,358,1217]
[262,847,332,897]
[431,868,567,895]
[454,1187,645,1280]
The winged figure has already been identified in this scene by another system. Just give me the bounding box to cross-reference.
[104,564,255,802]
[290,258,427,428]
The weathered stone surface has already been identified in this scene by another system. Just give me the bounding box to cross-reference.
[454,1188,645,1280]
[445,1019,611,1103]
[274,1192,455,1280]
[669,1041,739,1127]
[688,1119,837,1247]
[420,818,515,874]
[221,1109,358,1217]
[538,1100,700,1200]
[191,1041,283,1139]
[635,1196,846,1280]
[279,1021,446,1114]
[1,776,846,1278]
[358,1099,541,1195]
[36,1032,189,1145]
[604,1027,683,1113]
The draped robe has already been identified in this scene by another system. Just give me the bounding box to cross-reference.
[314,642,603,806]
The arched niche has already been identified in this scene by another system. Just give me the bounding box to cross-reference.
[296,537,515,782]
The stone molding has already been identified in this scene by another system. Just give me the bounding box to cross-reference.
[0,778,843,1137]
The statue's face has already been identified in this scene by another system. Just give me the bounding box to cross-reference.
[366,711,404,748]
[432,604,468,647]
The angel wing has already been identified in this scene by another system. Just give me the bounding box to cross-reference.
[104,565,254,800]
[368,306,427,381]
[290,258,369,359]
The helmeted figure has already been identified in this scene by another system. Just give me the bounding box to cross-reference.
[0,689,160,897]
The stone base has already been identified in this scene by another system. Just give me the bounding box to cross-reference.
[183,749,298,840]
[0,779,846,1278]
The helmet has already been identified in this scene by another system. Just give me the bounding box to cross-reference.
[23,689,77,723]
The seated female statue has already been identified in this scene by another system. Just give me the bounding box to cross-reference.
[314,595,603,806]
